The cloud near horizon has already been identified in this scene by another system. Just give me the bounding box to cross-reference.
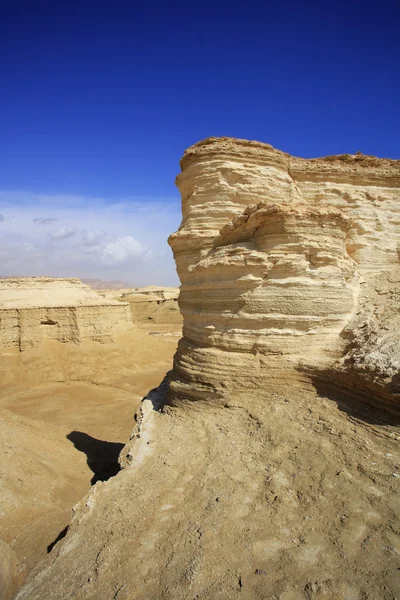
[0,191,181,286]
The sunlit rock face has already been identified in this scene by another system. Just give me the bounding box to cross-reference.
[168,137,400,404]
[0,278,132,350]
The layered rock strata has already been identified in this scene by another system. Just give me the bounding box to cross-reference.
[121,286,182,325]
[168,138,400,406]
[0,278,131,350]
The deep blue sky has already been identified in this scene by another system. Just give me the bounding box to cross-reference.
[1,0,399,200]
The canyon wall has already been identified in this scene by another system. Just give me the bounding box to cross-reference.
[168,138,400,407]
[0,278,132,350]
[121,286,182,325]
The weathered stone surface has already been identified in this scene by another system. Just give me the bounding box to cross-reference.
[15,373,400,600]
[168,137,400,406]
[0,278,132,350]
[0,539,23,600]
[121,286,182,325]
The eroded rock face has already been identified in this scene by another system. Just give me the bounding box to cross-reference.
[0,539,23,600]
[0,278,132,350]
[169,137,400,406]
[121,287,182,325]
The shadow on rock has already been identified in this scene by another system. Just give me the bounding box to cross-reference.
[310,369,400,427]
[47,526,69,554]
[144,372,172,410]
[66,431,124,484]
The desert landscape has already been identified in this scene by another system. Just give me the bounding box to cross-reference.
[1,137,400,600]
[0,279,182,598]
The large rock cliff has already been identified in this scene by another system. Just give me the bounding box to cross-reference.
[169,138,400,410]
[0,278,131,350]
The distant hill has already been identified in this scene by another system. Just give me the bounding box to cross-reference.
[0,276,136,290]
[80,278,137,290]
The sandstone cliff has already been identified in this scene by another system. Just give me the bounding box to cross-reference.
[168,138,400,410]
[0,278,132,350]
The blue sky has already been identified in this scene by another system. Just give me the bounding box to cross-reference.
[1,0,399,284]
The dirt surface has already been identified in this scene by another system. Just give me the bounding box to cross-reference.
[2,302,400,598]
[0,322,180,589]
[16,372,400,600]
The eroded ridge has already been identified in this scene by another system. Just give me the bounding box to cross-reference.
[168,137,400,407]
[0,277,131,350]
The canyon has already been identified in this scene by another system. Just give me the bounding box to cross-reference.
[0,283,181,599]
[4,138,400,600]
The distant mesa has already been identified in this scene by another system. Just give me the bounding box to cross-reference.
[121,286,182,325]
[0,277,132,351]
[81,278,137,290]
[121,286,179,302]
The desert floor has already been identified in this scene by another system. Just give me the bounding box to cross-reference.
[0,321,181,583]
[2,318,400,599]
[16,368,400,600]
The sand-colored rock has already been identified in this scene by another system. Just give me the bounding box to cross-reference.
[0,539,23,600]
[168,137,400,407]
[0,277,132,350]
[121,286,182,325]
[16,375,400,600]
[319,268,400,412]
[14,139,400,600]
[123,286,180,301]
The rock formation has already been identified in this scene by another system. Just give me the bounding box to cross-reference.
[168,138,400,410]
[121,286,182,325]
[0,278,131,350]
[14,140,400,600]
[81,278,136,290]
[0,539,22,600]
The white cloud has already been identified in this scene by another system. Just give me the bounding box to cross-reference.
[0,191,181,286]
[49,225,77,240]
[82,228,105,247]
[0,214,5,222]
[33,217,57,225]
[101,236,146,265]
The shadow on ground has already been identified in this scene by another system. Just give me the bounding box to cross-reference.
[47,434,124,554]
[67,431,124,485]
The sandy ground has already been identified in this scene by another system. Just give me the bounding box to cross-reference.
[0,322,180,587]
[2,315,400,599]
[17,372,400,600]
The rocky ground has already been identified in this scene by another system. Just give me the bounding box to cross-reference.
[15,371,400,600]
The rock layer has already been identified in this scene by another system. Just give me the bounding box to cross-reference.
[121,286,182,325]
[168,137,400,406]
[0,278,131,350]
